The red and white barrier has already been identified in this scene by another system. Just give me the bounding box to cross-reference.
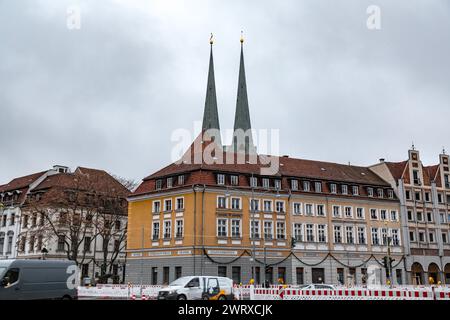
[249,286,444,300]
[77,285,163,300]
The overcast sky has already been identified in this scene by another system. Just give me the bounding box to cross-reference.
[1,0,449,184]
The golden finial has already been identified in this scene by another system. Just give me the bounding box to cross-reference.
[240,30,244,44]
[209,33,214,45]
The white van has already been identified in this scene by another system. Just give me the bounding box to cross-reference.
[157,276,234,300]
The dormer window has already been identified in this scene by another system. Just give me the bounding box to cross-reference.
[341,185,348,195]
[178,175,185,185]
[250,176,258,188]
[274,179,281,190]
[352,186,359,196]
[262,178,270,189]
[303,181,310,192]
[217,174,225,185]
[388,190,394,199]
[167,177,173,188]
[156,179,162,190]
[315,182,322,193]
[230,175,239,186]
[330,183,337,194]
[367,187,374,197]
[291,179,298,191]
[377,189,384,198]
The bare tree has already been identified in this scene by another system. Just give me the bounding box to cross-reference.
[21,168,129,283]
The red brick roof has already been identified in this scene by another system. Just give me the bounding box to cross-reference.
[134,152,391,196]
[384,161,408,181]
[0,171,46,193]
[33,167,130,196]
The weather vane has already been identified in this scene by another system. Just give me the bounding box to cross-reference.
[210,33,214,45]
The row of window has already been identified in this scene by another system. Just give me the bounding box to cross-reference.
[407,210,450,224]
[155,175,185,190]
[293,224,401,246]
[215,174,394,199]
[1,213,15,227]
[409,229,450,244]
[152,198,184,213]
[215,197,399,221]
[152,220,184,240]
[216,218,286,240]
[0,232,14,255]
[405,189,449,204]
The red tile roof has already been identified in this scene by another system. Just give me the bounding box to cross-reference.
[0,171,46,193]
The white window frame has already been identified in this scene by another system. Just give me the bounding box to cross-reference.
[164,220,172,239]
[175,197,184,211]
[263,199,273,212]
[231,197,242,210]
[250,199,260,212]
[250,176,258,188]
[164,199,172,212]
[217,174,225,185]
[305,224,315,242]
[152,200,161,214]
[344,206,352,218]
[352,186,359,196]
[305,203,314,216]
[275,200,285,213]
[217,218,228,237]
[231,219,242,238]
[371,227,379,245]
[370,208,378,220]
[334,225,342,243]
[293,223,303,242]
[152,222,160,240]
[167,177,173,188]
[230,175,239,186]
[250,220,260,239]
[316,204,325,217]
[356,207,364,219]
[390,210,397,221]
[380,209,387,221]
[291,179,298,191]
[333,205,341,218]
[303,181,310,192]
[217,196,227,209]
[276,221,286,240]
[341,185,348,195]
[264,221,273,240]
[315,182,322,193]
[345,226,354,244]
[357,226,366,244]
[317,224,327,242]
[175,219,184,238]
[262,178,270,189]
[330,183,337,194]
[293,202,302,215]
[367,187,374,197]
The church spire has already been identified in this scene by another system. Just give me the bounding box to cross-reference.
[202,33,222,146]
[231,32,256,154]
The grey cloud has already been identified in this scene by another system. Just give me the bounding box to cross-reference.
[0,0,449,184]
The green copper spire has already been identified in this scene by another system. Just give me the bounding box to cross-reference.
[232,34,255,154]
[201,35,222,146]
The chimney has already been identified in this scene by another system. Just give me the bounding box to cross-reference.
[379,158,385,163]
